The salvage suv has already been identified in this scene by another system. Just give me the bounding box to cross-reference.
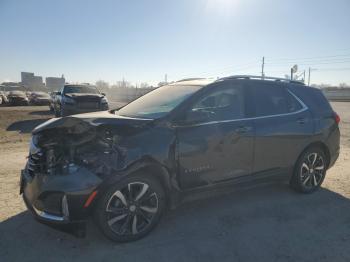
[21,75,340,242]
[53,84,109,117]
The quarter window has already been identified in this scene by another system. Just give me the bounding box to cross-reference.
[286,90,303,112]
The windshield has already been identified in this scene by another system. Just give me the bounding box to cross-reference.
[117,84,203,119]
[64,85,99,94]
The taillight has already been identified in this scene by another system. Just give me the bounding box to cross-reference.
[334,112,340,124]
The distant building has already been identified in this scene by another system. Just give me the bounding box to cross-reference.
[46,75,65,91]
[21,72,45,91]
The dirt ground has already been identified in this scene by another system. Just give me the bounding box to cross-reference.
[0,103,350,262]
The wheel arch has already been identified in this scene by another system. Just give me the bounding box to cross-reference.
[131,163,173,197]
[95,158,179,209]
[290,141,330,192]
[298,141,331,169]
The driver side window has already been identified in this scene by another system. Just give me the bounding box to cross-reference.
[188,85,245,123]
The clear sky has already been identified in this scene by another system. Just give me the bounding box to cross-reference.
[1,0,350,86]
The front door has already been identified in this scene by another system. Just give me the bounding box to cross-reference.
[176,81,255,189]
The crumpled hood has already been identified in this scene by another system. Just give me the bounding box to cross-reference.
[32,111,153,135]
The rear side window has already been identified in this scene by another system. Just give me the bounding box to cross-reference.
[251,84,302,117]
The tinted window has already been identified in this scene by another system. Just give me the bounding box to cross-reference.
[310,89,333,114]
[288,85,332,116]
[286,90,303,112]
[252,84,289,116]
[64,85,99,94]
[189,84,245,122]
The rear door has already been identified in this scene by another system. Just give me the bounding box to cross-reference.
[250,81,314,175]
[176,81,255,189]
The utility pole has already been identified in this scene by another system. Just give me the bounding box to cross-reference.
[291,68,293,80]
[261,56,265,78]
[308,67,311,86]
[165,74,168,83]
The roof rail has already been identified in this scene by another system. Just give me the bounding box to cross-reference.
[175,77,207,82]
[217,75,305,85]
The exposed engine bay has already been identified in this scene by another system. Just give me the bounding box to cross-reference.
[30,117,141,179]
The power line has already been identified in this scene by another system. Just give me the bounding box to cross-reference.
[203,56,350,77]
[267,53,350,62]
[314,67,350,72]
[173,52,350,81]
[264,61,350,70]
[266,58,350,65]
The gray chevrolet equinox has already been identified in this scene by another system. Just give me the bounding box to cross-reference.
[21,75,340,242]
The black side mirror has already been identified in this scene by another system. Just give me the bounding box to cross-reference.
[101,92,106,96]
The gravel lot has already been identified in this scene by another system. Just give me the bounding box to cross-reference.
[0,103,350,262]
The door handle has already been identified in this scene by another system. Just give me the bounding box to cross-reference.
[235,126,250,133]
[297,118,307,124]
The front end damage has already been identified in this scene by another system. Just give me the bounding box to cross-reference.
[21,114,150,236]
[31,118,125,178]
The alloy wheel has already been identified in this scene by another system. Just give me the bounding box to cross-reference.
[105,182,159,236]
[300,152,325,189]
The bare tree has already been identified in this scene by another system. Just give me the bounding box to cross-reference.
[339,83,349,89]
[95,80,109,92]
[140,82,150,88]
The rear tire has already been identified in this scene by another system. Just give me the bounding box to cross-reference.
[290,146,327,193]
[94,174,166,242]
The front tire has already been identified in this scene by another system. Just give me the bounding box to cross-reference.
[290,147,327,193]
[94,174,166,242]
[54,106,62,117]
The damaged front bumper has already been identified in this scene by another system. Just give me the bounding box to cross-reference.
[20,162,102,237]
[20,112,151,237]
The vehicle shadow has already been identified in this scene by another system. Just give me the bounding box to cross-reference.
[1,184,350,262]
[6,118,50,133]
[29,110,53,116]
